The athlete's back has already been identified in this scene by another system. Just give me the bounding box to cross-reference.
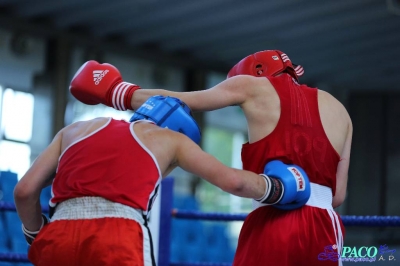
[242,73,352,206]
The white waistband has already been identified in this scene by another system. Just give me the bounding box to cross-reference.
[51,197,145,224]
[253,182,333,210]
[305,183,333,209]
[306,184,343,260]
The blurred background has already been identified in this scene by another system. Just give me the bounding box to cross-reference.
[0,0,399,265]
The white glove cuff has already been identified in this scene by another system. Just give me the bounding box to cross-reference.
[22,214,47,235]
[255,174,272,202]
[112,82,140,111]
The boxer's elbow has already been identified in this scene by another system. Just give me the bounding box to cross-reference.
[14,181,36,204]
[332,191,346,208]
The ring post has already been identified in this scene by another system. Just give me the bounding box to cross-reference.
[158,177,174,266]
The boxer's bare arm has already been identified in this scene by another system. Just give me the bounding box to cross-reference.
[131,75,267,112]
[174,133,266,199]
[14,131,62,231]
[140,125,267,199]
[333,118,352,208]
[132,75,278,142]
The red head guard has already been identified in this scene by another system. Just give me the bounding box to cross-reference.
[227,50,304,81]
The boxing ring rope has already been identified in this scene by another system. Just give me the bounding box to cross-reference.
[1,178,400,265]
[171,210,400,226]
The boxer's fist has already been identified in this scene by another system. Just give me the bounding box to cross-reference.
[255,160,311,210]
[22,214,49,246]
[266,160,311,210]
[69,60,141,110]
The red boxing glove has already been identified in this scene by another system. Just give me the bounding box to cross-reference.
[69,60,141,110]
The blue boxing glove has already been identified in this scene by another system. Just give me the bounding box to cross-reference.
[255,160,311,210]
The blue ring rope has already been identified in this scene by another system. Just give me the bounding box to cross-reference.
[0,253,28,263]
[1,201,399,264]
[3,201,399,226]
[172,209,400,227]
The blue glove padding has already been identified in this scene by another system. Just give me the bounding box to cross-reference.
[130,95,201,144]
[264,160,311,210]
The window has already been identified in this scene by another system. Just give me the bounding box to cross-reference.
[0,87,34,179]
[197,127,252,214]
[70,100,133,123]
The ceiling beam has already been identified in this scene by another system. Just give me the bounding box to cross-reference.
[297,33,400,77]
[54,1,149,28]
[195,10,399,62]
[94,0,231,37]
[162,0,376,51]
[0,13,227,73]
[15,0,90,17]
[125,0,289,45]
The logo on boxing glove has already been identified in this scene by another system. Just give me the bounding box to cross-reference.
[93,70,109,85]
[288,167,305,191]
[257,160,311,210]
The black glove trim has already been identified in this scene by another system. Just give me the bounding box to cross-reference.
[255,174,272,203]
[22,214,49,246]
[266,178,284,204]
[256,175,284,205]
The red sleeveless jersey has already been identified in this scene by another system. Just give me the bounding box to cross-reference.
[50,118,162,213]
[234,75,344,266]
[241,74,340,195]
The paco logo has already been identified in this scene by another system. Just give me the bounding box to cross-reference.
[318,244,396,263]
[288,167,305,191]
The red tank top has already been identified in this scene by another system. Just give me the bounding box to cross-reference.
[50,118,161,213]
[241,75,340,195]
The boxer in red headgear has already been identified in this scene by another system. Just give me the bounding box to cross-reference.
[69,50,352,266]
[227,50,304,81]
